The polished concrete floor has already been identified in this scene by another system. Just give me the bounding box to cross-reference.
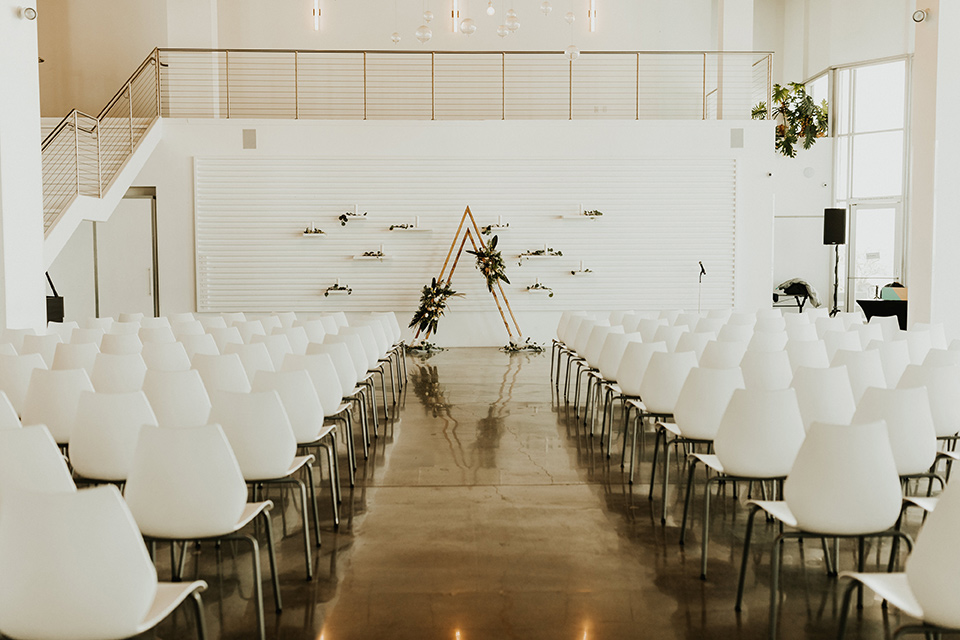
[147,348,924,640]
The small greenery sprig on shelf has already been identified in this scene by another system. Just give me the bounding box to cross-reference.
[389,223,415,230]
[323,282,352,297]
[526,281,554,297]
[361,250,385,259]
[467,235,511,292]
[570,267,593,275]
[481,222,510,236]
[581,209,603,217]
[303,225,325,235]
[517,247,562,266]
[338,210,367,226]
[409,278,462,336]
[501,337,546,354]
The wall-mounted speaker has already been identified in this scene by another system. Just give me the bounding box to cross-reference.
[823,207,846,245]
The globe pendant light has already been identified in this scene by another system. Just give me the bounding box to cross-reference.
[391,31,401,44]
[486,1,495,16]
[540,1,552,15]
[564,11,575,24]
[423,9,434,22]
[459,17,477,34]
[416,24,433,43]
[497,23,510,37]
[565,44,580,61]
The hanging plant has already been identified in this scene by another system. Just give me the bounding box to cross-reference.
[409,278,461,336]
[467,235,511,292]
[752,82,828,158]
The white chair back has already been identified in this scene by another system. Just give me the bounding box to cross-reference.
[699,340,747,369]
[21,368,94,444]
[90,353,147,393]
[897,364,960,439]
[99,333,143,355]
[69,391,158,482]
[142,369,211,428]
[209,390,297,480]
[141,342,192,372]
[20,333,62,368]
[180,333,220,360]
[831,348,886,402]
[615,341,667,397]
[281,353,344,418]
[51,342,99,375]
[785,339,829,371]
[791,365,856,432]
[192,353,252,393]
[0,424,75,495]
[853,386,938,476]
[671,367,744,441]
[739,350,792,390]
[905,477,960,628]
[252,370,326,443]
[637,351,697,414]
[0,353,47,414]
[713,387,805,478]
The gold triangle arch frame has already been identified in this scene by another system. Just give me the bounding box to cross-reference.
[414,206,522,343]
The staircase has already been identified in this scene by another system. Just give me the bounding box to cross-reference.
[40,50,161,268]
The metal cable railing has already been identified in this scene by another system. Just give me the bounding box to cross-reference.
[157,48,771,122]
[40,50,161,233]
[40,48,771,234]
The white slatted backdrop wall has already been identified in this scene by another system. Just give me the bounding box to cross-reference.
[194,157,736,313]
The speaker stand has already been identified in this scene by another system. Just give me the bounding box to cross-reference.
[829,244,841,317]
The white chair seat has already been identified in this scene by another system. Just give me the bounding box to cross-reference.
[749,500,799,528]
[135,581,208,635]
[691,452,724,474]
[838,572,923,620]
[299,425,337,446]
[904,496,938,513]
[234,501,273,532]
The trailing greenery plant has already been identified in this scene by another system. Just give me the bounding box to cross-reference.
[409,278,461,335]
[752,82,828,158]
[501,337,545,353]
[467,235,511,292]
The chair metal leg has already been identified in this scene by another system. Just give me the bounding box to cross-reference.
[227,534,266,640]
[679,458,699,545]
[736,504,761,611]
[701,475,718,579]
[837,578,859,640]
[662,431,672,523]
[191,590,208,640]
[769,531,786,640]
[305,462,322,549]
[260,510,282,614]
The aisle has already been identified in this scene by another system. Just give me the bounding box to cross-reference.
[320,348,677,639]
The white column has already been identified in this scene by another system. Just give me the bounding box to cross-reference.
[908,0,960,334]
[0,0,46,330]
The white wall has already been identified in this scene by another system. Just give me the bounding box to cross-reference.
[125,118,775,345]
[770,140,834,309]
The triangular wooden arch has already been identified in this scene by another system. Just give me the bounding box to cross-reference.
[415,206,523,343]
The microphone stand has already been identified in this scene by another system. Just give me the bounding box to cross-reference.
[698,262,706,313]
[829,244,840,317]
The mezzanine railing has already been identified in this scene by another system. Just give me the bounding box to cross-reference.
[40,48,771,232]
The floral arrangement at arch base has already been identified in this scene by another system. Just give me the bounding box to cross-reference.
[467,235,510,292]
[752,82,828,158]
[409,278,462,337]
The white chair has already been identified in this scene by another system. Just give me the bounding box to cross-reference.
[180,333,220,360]
[699,340,747,369]
[739,350,793,390]
[912,322,948,349]
[253,370,340,526]
[753,316,786,333]
[69,391,159,483]
[681,387,806,578]
[141,342,192,372]
[196,315,227,330]
[142,369,211,429]
[717,323,753,343]
[0,392,21,430]
[223,342,275,382]
[746,330,787,352]
[109,321,142,335]
[206,326,243,353]
[0,328,35,353]
[853,387,938,480]
[251,334,293,371]
[221,312,246,326]
[869,339,911,387]
[45,320,79,342]
[0,343,16,356]
[123,424,276,640]
[192,353,252,393]
[140,317,170,329]
[100,333,143,355]
[923,349,960,367]
[0,424,75,495]
[785,339,829,371]
[272,326,309,356]
[168,312,197,324]
[81,317,113,332]
[897,364,960,440]
[118,312,144,324]
[0,484,207,640]
[675,332,712,361]
[852,322,884,348]
[904,329,933,365]
[838,475,960,638]
[636,318,666,343]
[736,420,905,637]
[0,353,47,415]
[785,323,818,342]
[138,326,176,344]
[234,320,266,344]
[791,365,856,432]
[628,350,697,487]
[20,368,94,446]
[258,316,282,334]
[317,316,339,336]
[653,325,688,352]
[91,353,148,393]
[868,314,902,341]
[273,311,297,329]
[51,342,99,375]
[171,320,205,339]
[832,348,886,403]
[652,366,743,523]
[20,333,62,368]
[815,316,846,338]
[209,390,319,577]
[69,327,104,347]
[823,330,862,360]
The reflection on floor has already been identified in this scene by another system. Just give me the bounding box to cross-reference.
[142,347,918,640]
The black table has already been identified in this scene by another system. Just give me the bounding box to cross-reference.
[856,299,907,330]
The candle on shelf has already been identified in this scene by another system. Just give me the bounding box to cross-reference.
[310,222,315,231]
[578,203,582,215]
[579,260,584,271]
[415,215,420,227]
[543,243,547,252]
[354,204,358,215]
[498,215,503,225]
[379,244,383,254]
[335,278,340,286]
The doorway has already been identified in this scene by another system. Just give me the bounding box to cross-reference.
[845,202,903,309]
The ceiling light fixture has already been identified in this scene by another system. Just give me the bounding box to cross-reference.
[486,1,495,16]
[312,0,320,31]
[18,6,37,19]
[912,8,928,22]
[540,1,552,16]
[589,0,596,32]
[452,0,460,31]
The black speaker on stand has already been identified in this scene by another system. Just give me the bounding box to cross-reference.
[823,207,847,317]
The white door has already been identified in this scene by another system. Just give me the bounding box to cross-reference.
[96,196,156,318]
[845,202,903,309]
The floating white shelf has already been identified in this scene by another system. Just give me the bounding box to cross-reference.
[558,214,603,220]
[353,254,389,261]
[302,232,326,237]
[388,226,430,232]
[570,269,593,276]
